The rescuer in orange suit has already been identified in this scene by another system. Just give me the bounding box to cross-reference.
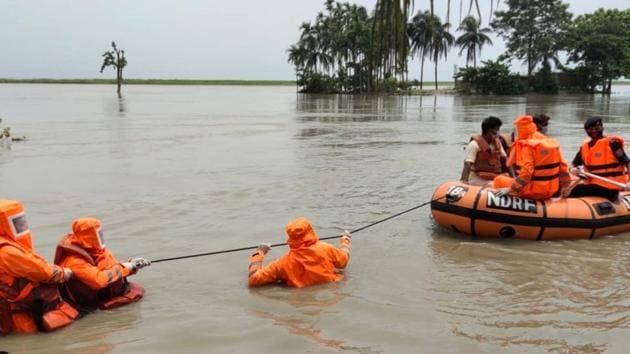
[0,199,78,335]
[248,217,351,288]
[54,217,150,314]
[492,115,571,199]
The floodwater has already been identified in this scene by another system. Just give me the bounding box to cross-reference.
[1,84,630,353]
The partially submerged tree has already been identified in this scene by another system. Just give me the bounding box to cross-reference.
[100,42,127,94]
[491,0,572,80]
[565,9,630,94]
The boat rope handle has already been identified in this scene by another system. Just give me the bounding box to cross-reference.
[151,194,446,264]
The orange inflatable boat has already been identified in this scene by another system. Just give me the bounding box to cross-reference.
[431,181,630,240]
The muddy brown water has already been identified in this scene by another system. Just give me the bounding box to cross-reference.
[1,84,630,353]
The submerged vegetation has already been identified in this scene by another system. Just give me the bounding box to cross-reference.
[288,0,630,95]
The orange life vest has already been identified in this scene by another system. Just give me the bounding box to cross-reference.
[0,240,78,334]
[511,137,563,199]
[470,134,503,180]
[54,236,144,312]
[580,136,628,190]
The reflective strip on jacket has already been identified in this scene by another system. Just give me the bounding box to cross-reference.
[581,136,628,190]
[508,137,568,199]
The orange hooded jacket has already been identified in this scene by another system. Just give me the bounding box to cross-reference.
[0,200,76,334]
[54,218,130,291]
[54,217,144,311]
[248,217,351,288]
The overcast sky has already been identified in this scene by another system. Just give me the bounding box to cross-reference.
[0,0,627,81]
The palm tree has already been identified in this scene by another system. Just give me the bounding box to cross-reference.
[369,0,414,91]
[100,41,127,95]
[455,16,492,67]
[429,17,454,90]
[408,11,436,90]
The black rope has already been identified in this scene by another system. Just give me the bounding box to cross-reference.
[151,195,445,264]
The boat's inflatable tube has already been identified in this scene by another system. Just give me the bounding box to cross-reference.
[430,181,630,240]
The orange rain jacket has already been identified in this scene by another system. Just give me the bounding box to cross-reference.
[54,217,144,311]
[248,217,351,288]
[493,116,570,199]
[0,200,77,334]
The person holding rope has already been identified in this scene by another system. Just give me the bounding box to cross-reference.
[248,217,351,288]
[0,200,78,335]
[568,117,630,201]
[54,217,149,314]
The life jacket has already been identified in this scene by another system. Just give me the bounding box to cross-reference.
[54,235,144,312]
[0,240,78,334]
[511,137,563,199]
[580,136,628,190]
[470,134,503,180]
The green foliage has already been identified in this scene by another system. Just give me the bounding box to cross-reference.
[455,16,493,68]
[532,62,559,94]
[491,0,572,77]
[564,9,630,93]
[454,60,526,95]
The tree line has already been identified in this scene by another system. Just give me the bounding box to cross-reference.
[287,0,630,94]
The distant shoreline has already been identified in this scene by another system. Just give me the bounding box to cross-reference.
[0,78,296,86]
[1,78,628,87]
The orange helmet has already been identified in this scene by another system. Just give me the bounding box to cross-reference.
[71,217,106,251]
[513,115,537,140]
[0,199,33,249]
[285,217,319,249]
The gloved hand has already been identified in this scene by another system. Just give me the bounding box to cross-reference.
[494,187,511,198]
[341,230,351,242]
[122,262,134,272]
[570,166,586,177]
[131,257,151,270]
[257,243,271,255]
[63,267,73,281]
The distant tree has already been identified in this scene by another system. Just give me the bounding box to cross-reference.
[100,42,127,95]
[429,17,454,90]
[408,10,436,90]
[455,16,493,68]
[565,9,630,94]
[491,0,572,80]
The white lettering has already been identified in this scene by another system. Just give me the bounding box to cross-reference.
[513,197,523,210]
[487,192,501,207]
[523,200,536,212]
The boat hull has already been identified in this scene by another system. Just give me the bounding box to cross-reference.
[430,181,630,240]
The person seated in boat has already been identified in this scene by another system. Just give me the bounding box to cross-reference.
[0,199,78,335]
[567,117,630,201]
[533,113,550,135]
[460,116,512,186]
[493,115,571,199]
[248,217,351,288]
[54,217,149,314]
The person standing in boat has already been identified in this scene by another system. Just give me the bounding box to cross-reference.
[493,115,571,199]
[460,116,512,186]
[0,199,79,335]
[54,217,149,314]
[247,217,351,288]
[567,117,630,201]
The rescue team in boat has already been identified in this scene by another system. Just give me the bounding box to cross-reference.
[460,115,630,201]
